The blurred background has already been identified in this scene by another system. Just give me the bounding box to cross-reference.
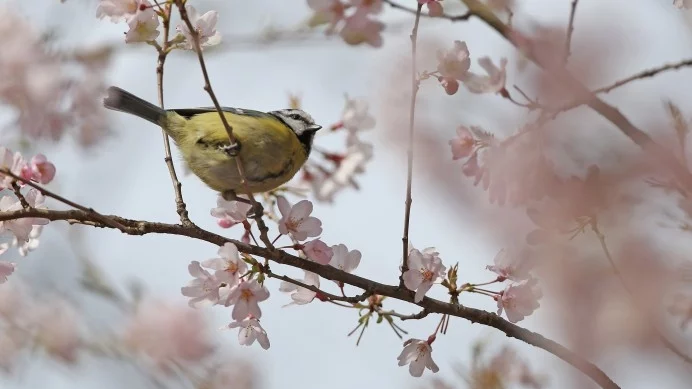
[3,0,692,388]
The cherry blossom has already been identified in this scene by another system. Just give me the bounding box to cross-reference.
[0,262,15,284]
[96,0,144,21]
[181,261,221,307]
[14,226,42,257]
[463,57,508,94]
[211,195,252,227]
[277,196,323,241]
[0,148,30,190]
[349,0,383,14]
[32,300,82,363]
[314,135,373,202]
[125,5,160,43]
[329,244,361,273]
[302,239,333,265]
[308,0,346,29]
[437,41,471,81]
[497,280,542,323]
[418,0,443,16]
[225,280,270,320]
[340,10,385,47]
[403,247,446,302]
[397,338,440,377]
[279,271,320,305]
[176,5,222,50]
[228,316,270,350]
[23,154,56,185]
[123,299,214,372]
[486,248,533,281]
[202,243,247,287]
[341,97,376,132]
[449,126,475,160]
[0,190,49,243]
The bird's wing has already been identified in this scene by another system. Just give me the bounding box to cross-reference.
[171,107,271,119]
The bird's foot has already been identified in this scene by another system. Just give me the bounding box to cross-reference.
[220,141,241,157]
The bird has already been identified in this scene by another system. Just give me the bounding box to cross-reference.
[102,86,322,203]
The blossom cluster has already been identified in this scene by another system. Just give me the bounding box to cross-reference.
[432,40,508,96]
[96,0,221,50]
[0,147,57,284]
[307,0,386,47]
[0,6,111,146]
[190,196,361,349]
[487,248,542,323]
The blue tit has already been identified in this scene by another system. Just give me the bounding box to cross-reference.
[103,86,322,201]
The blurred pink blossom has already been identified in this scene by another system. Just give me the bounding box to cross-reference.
[340,10,384,47]
[497,280,542,323]
[463,57,508,94]
[32,300,82,363]
[124,300,214,372]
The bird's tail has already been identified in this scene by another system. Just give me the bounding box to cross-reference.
[103,86,165,126]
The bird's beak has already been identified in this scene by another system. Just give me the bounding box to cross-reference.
[307,124,322,132]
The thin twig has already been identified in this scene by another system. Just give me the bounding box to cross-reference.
[400,4,423,288]
[563,0,579,64]
[590,221,692,365]
[379,308,429,321]
[155,2,192,225]
[0,205,618,389]
[11,182,29,209]
[174,0,273,248]
[383,0,472,21]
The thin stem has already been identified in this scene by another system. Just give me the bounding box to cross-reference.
[383,0,472,21]
[174,0,274,248]
[590,220,692,365]
[264,270,372,304]
[155,2,191,225]
[11,182,29,209]
[400,4,423,288]
[563,0,579,64]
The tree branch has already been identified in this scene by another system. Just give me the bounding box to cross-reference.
[384,0,472,21]
[563,0,578,64]
[0,206,617,389]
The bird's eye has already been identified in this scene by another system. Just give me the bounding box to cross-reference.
[289,114,301,120]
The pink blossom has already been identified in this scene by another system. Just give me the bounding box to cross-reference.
[463,57,508,94]
[14,226,42,257]
[0,262,15,284]
[418,0,443,16]
[277,196,323,241]
[202,243,247,287]
[23,154,56,184]
[32,300,81,363]
[675,0,692,9]
[329,244,361,273]
[449,126,475,160]
[279,271,320,305]
[486,248,533,281]
[96,0,143,21]
[437,40,471,81]
[397,338,439,377]
[302,239,333,265]
[181,261,221,307]
[403,247,446,302]
[228,316,270,350]
[439,77,459,95]
[211,194,252,227]
[0,190,49,243]
[176,5,222,50]
[0,328,26,372]
[340,10,384,47]
[307,0,346,28]
[349,0,383,14]
[225,280,270,320]
[497,280,542,323]
[0,148,29,190]
[123,299,214,372]
[125,4,160,43]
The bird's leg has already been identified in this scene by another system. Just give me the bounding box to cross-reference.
[221,190,263,219]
